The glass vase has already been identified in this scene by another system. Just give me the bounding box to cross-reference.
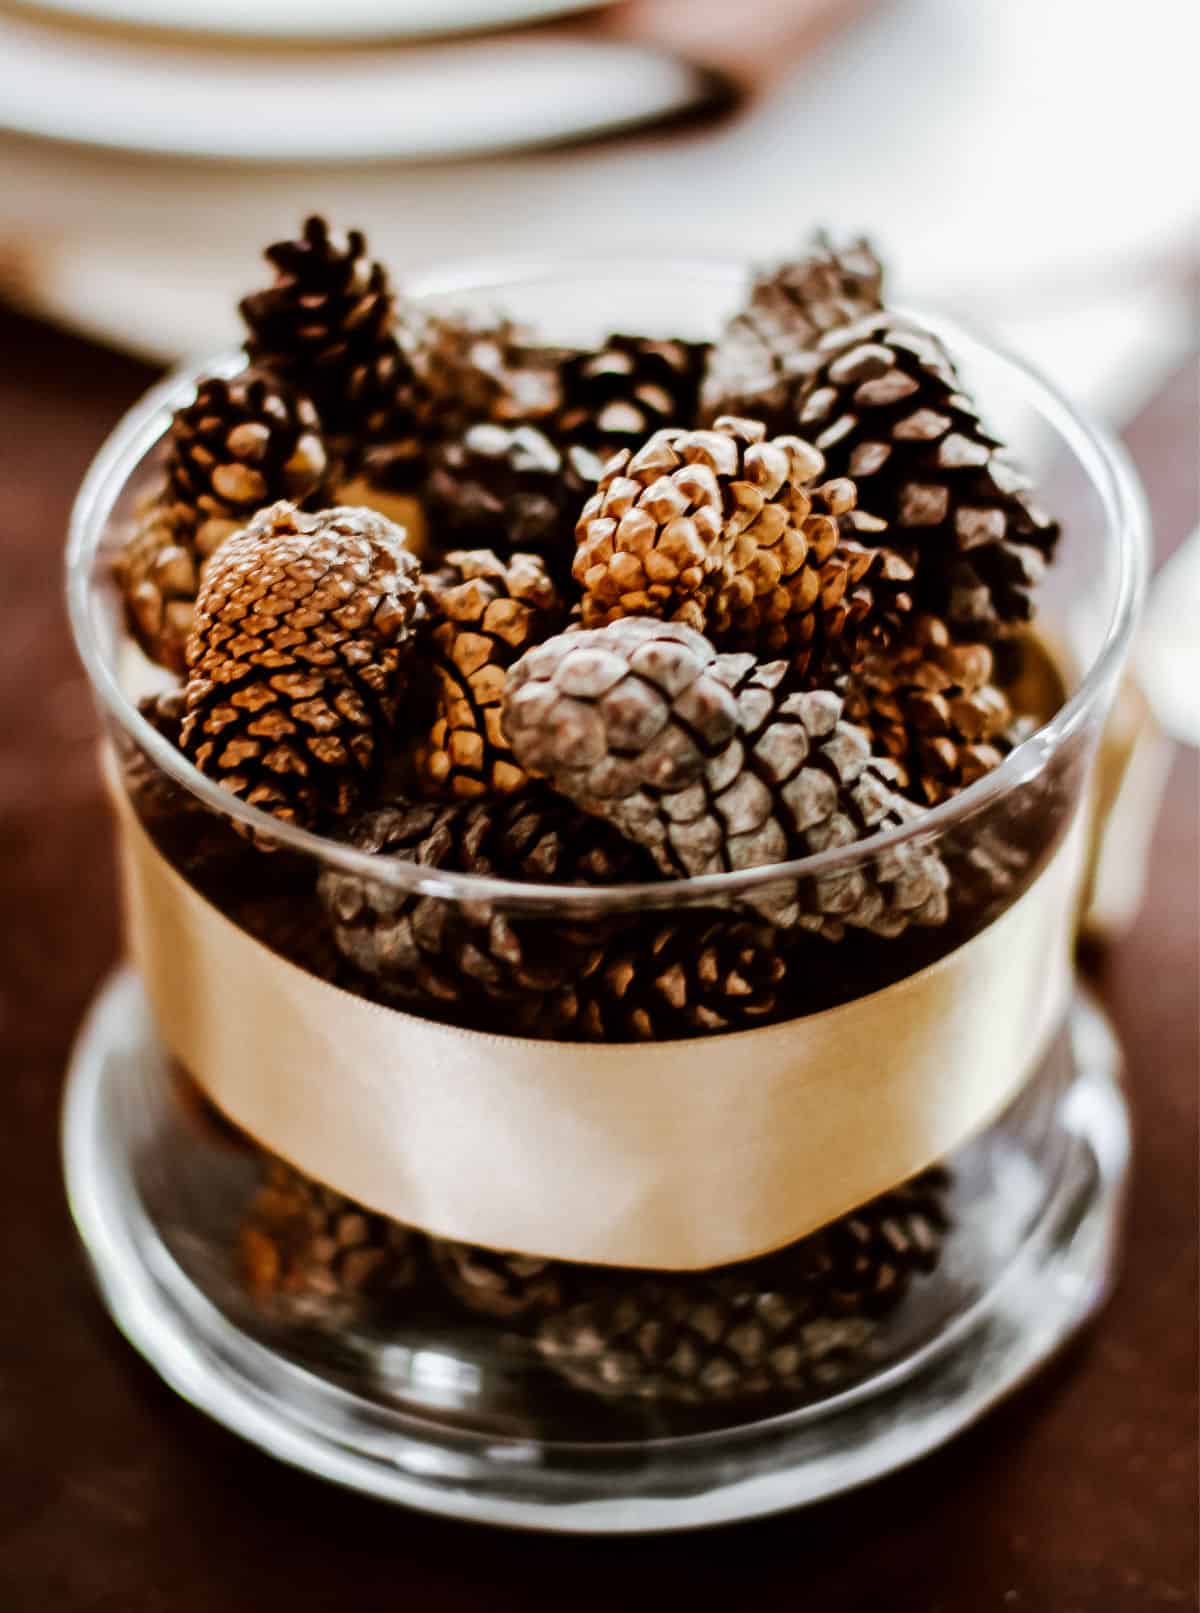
[63,261,1147,1531]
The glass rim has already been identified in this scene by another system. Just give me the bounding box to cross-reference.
[66,256,1150,912]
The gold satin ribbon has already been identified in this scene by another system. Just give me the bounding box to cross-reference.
[111,770,1086,1270]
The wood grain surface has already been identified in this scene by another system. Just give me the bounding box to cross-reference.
[0,307,1195,1611]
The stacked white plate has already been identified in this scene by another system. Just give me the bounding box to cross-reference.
[0,0,720,161]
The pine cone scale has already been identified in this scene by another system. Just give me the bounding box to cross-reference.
[701,235,885,429]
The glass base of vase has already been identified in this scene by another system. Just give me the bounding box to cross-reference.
[62,967,1129,1534]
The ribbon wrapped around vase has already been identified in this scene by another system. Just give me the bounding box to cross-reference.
[110,766,1086,1271]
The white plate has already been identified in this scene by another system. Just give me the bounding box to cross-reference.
[14,0,606,41]
[0,12,713,160]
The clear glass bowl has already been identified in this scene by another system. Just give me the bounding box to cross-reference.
[63,260,1148,1531]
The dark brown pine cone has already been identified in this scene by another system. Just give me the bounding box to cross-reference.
[535,1167,952,1404]
[115,372,331,674]
[796,314,1060,633]
[417,549,566,799]
[362,312,570,496]
[503,618,948,937]
[118,690,250,895]
[318,789,659,1011]
[166,369,331,546]
[555,333,709,457]
[423,423,604,582]
[120,690,187,827]
[180,503,424,831]
[407,310,567,431]
[238,1157,422,1315]
[532,915,789,1041]
[845,614,1015,805]
[223,885,344,983]
[113,496,201,673]
[430,1241,564,1319]
[240,215,404,457]
[701,234,885,429]
[803,1166,951,1316]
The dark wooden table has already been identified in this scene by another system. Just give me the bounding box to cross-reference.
[1,307,1196,1612]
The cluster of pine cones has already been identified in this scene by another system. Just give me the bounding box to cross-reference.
[113,219,1067,1401]
[219,1100,953,1410]
[116,215,1063,1043]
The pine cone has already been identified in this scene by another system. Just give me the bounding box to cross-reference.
[180,503,424,830]
[796,314,1060,633]
[416,312,566,426]
[223,885,344,983]
[701,234,885,429]
[556,334,708,457]
[417,549,566,800]
[535,1167,951,1404]
[113,496,200,673]
[573,416,908,674]
[239,216,400,452]
[423,424,603,583]
[118,690,250,894]
[845,614,1014,805]
[361,313,569,495]
[431,1241,563,1319]
[166,369,330,543]
[805,1166,951,1316]
[503,618,948,937]
[533,915,789,1040]
[712,466,914,675]
[318,789,658,1011]
[572,423,746,630]
[121,689,187,823]
[238,1157,422,1314]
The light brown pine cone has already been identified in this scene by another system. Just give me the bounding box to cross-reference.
[417,549,566,800]
[701,233,885,429]
[796,313,1060,633]
[573,417,910,677]
[572,416,826,632]
[181,503,424,830]
[845,614,1015,804]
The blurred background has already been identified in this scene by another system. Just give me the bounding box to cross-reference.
[0,0,1195,428]
[0,1,1197,1603]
